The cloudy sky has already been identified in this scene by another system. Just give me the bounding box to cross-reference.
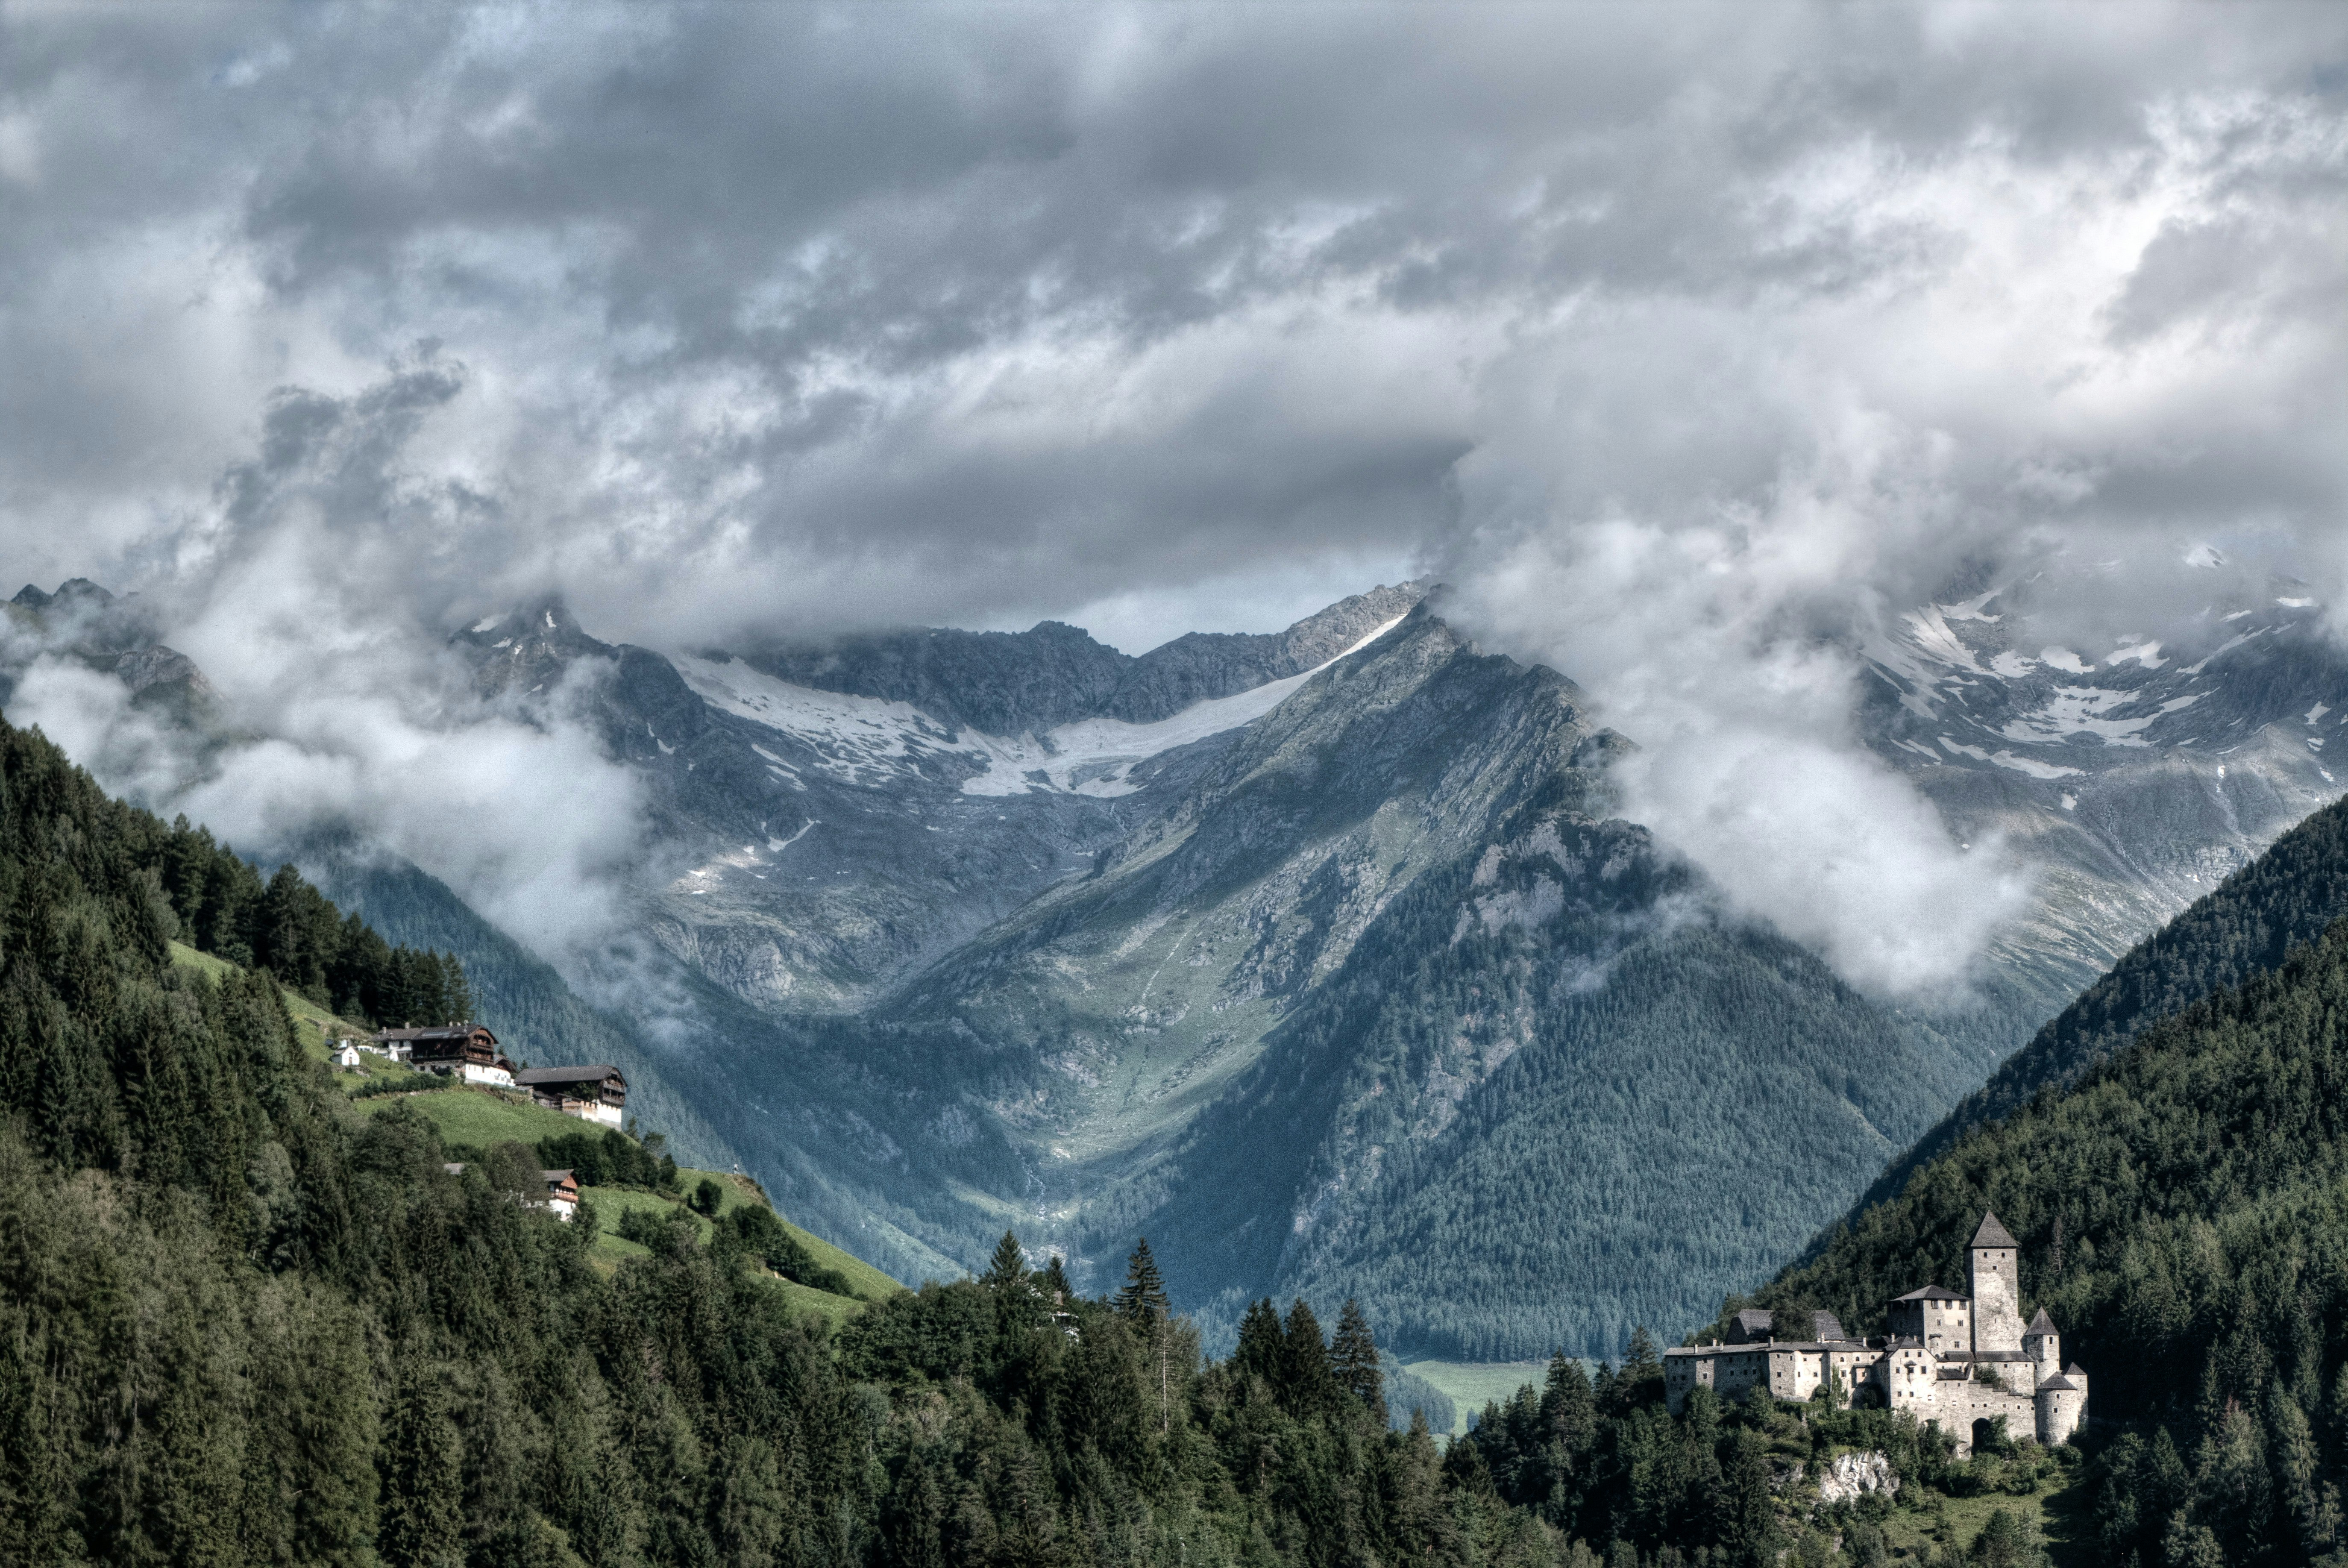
[3,1,2344,989]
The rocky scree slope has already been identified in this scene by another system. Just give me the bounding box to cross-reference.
[1858,580,2344,1012]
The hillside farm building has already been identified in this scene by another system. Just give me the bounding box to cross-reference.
[374,1022,516,1087]
[1665,1213,2087,1455]
[540,1169,580,1222]
[515,1064,628,1128]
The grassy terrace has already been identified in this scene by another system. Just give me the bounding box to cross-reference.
[170,940,897,1321]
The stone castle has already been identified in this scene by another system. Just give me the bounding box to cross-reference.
[1663,1213,2087,1453]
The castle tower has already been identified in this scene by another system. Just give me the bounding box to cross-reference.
[2022,1308,2060,1388]
[2037,1364,2087,1445]
[1969,1211,2026,1354]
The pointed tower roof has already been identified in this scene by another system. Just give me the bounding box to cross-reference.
[2026,1308,2057,1333]
[1972,1211,2018,1249]
[2065,1362,2087,1377]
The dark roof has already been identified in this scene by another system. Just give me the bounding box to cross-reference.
[515,1064,625,1088]
[1809,1311,1847,1344]
[1895,1285,1968,1302]
[2038,1376,2079,1393]
[1972,1211,2019,1249]
[2066,1362,2087,1377]
[373,1022,496,1045]
[2026,1308,2057,1333]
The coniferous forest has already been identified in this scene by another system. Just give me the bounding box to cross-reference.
[0,716,1615,1565]
[20,702,2348,1565]
[1732,913,2348,1564]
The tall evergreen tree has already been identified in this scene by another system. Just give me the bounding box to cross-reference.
[1112,1236,1170,1323]
[1235,1296,1285,1387]
[1282,1298,1337,1415]
[1543,1352,1597,1459]
[1332,1297,1386,1422]
[983,1230,1026,1291]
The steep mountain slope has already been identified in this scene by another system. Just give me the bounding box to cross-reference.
[1731,909,2348,1564]
[1100,811,2028,1358]
[290,838,748,1175]
[1841,789,2348,1222]
[12,569,2348,1365]
[454,585,1424,1016]
[1859,585,2343,1006]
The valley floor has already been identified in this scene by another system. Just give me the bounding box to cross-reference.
[1402,1360,1556,1436]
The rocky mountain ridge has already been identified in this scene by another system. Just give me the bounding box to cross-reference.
[8,571,2348,1354]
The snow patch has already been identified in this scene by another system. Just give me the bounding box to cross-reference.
[960,612,1408,797]
[2107,639,2165,669]
[1999,688,2200,749]
[2279,597,2316,608]
[675,612,1410,799]
[1937,736,2082,778]
[2039,647,2092,674]
[2307,703,2331,725]
[471,615,503,633]
[1937,590,2003,624]
[1989,750,2084,780]
[1901,605,1989,674]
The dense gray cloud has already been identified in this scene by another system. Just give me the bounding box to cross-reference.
[1,2,2343,991]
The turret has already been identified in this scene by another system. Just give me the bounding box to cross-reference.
[2022,1307,2060,1386]
[2036,1363,2087,1445]
[1969,1211,2026,1354]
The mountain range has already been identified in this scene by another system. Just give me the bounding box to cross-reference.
[5,571,2345,1357]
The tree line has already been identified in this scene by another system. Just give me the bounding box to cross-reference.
[149,810,473,1027]
[0,711,2113,1566]
[1732,909,2348,1565]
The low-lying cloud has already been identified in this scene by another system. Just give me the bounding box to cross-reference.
[0,2,2342,995]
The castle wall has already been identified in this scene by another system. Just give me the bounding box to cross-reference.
[1668,1213,2082,1444]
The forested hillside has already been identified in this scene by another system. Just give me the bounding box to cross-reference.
[1731,914,2348,1565]
[296,838,748,1180]
[1843,790,2348,1223]
[1098,804,2025,1360]
[0,715,1585,1565]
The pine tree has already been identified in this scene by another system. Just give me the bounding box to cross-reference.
[1112,1237,1169,1323]
[1331,1298,1385,1422]
[1040,1254,1073,1303]
[983,1230,1026,1290]
[1542,1353,1596,1459]
[984,1230,1042,1333]
[1236,1298,1285,1386]
[1281,1298,1336,1415]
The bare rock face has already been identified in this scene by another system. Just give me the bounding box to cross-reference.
[1814,1451,1900,1505]
[15,567,2348,1357]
